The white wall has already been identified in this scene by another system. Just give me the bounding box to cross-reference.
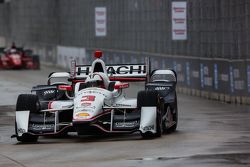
[0,36,6,47]
[57,46,87,69]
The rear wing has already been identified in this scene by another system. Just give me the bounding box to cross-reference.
[49,56,151,83]
[75,64,147,82]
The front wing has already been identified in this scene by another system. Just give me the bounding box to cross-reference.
[14,106,158,137]
[74,106,157,134]
[14,108,73,138]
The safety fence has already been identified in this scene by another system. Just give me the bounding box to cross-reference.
[85,49,250,104]
[0,0,250,103]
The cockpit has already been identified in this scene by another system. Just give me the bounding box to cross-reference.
[85,74,105,88]
[9,48,18,54]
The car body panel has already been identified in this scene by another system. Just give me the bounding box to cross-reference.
[13,52,178,141]
[16,111,30,136]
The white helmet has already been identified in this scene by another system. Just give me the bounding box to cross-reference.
[85,72,109,88]
[10,48,17,54]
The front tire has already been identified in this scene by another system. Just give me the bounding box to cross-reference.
[16,94,40,113]
[137,90,162,138]
[15,94,40,143]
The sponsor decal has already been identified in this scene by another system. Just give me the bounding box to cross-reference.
[76,113,90,117]
[79,103,96,109]
[192,71,199,78]
[233,68,245,91]
[81,95,95,102]
[43,90,55,95]
[74,112,91,119]
[17,128,26,133]
[220,74,229,82]
[114,121,139,128]
[75,108,94,113]
[30,124,54,131]
[155,87,167,91]
[142,125,154,131]
[114,103,132,107]
[107,65,145,75]
[87,106,96,110]
[62,104,74,108]
[114,83,129,89]
[81,102,92,107]
[76,65,146,76]
[172,2,187,40]
[78,90,107,97]
[95,7,107,36]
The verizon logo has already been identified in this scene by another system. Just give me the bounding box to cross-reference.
[173,7,185,13]
[173,29,186,35]
[173,18,185,24]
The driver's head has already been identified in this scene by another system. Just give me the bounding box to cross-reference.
[85,74,105,88]
[10,48,17,54]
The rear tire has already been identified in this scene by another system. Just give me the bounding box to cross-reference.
[169,98,178,132]
[137,90,162,138]
[163,96,178,133]
[15,94,40,142]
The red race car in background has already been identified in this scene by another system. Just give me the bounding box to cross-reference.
[0,44,40,70]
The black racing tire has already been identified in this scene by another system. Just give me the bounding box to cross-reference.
[163,96,178,133]
[15,94,40,142]
[169,96,178,132]
[137,90,162,138]
[15,121,39,143]
[162,104,170,133]
[16,94,40,113]
[137,90,158,107]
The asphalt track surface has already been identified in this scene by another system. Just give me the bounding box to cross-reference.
[0,66,250,167]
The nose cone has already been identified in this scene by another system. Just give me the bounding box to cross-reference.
[73,95,104,121]
[10,54,22,66]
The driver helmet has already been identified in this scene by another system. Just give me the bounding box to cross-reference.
[10,48,17,54]
[85,74,105,88]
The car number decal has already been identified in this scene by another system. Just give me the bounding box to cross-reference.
[81,95,95,102]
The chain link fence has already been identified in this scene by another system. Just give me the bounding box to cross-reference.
[1,0,250,103]
[0,0,248,60]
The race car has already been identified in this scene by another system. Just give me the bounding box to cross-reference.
[12,51,178,142]
[0,44,40,69]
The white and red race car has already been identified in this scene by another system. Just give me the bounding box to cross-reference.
[0,45,40,70]
[12,51,178,142]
